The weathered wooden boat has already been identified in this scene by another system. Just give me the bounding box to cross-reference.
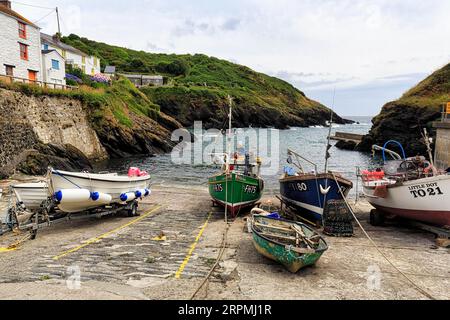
[251,215,328,273]
[208,97,264,216]
[362,138,450,227]
[280,148,353,223]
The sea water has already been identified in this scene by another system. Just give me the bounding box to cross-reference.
[99,117,377,198]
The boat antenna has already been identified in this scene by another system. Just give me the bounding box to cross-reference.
[324,89,336,173]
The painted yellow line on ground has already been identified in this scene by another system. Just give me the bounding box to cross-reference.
[0,247,17,253]
[175,212,212,279]
[53,205,162,261]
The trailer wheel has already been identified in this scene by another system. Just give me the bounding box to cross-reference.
[370,209,385,226]
[30,229,37,240]
[127,202,139,217]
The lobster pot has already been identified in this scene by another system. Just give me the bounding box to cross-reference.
[323,200,354,237]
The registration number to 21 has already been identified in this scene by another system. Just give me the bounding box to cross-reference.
[409,182,444,198]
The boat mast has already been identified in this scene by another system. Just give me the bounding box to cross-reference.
[226,96,233,174]
[422,128,438,176]
[324,111,334,173]
[324,89,336,173]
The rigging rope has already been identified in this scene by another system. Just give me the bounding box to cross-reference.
[331,171,436,300]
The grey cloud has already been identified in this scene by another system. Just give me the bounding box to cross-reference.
[172,19,214,37]
[222,18,241,31]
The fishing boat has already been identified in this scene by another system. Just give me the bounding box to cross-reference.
[208,97,264,216]
[12,182,48,210]
[251,214,328,273]
[49,168,151,213]
[280,113,353,223]
[362,135,450,228]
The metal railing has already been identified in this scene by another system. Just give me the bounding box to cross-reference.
[0,75,78,91]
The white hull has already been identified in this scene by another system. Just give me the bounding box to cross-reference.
[12,183,49,210]
[363,175,450,227]
[50,170,151,213]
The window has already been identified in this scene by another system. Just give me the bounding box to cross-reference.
[82,56,86,64]
[18,22,27,39]
[19,43,28,60]
[5,65,14,77]
[82,65,86,73]
[51,59,60,70]
[28,70,37,82]
[43,44,49,50]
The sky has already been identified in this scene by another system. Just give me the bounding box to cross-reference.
[12,0,450,116]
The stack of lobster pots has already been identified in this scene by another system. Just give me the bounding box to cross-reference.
[322,199,354,237]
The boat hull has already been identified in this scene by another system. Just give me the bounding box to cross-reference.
[50,170,151,213]
[208,173,264,216]
[364,175,450,227]
[280,173,353,222]
[251,215,328,273]
[12,183,49,210]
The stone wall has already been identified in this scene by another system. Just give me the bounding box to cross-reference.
[0,87,108,176]
[434,121,450,170]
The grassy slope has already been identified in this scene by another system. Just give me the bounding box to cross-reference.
[358,63,450,155]
[61,34,349,129]
[0,78,180,158]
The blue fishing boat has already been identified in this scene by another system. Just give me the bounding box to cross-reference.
[280,116,353,224]
[280,166,353,223]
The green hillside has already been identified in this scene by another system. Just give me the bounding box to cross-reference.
[358,63,450,155]
[61,34,351,129]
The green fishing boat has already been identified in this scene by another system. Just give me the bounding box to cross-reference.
[209,163,264,217]
[251,215,328,273]
[208,96,264,216]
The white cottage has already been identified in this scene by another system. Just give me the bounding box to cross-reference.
[41,49,66,86]
[41,33,101,76]
[0,0,42,82]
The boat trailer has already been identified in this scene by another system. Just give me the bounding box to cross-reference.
[0,188,140,240]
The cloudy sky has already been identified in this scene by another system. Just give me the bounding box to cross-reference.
[14,0,450,116]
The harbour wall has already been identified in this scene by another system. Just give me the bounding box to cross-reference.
[433,121,450,170]
[0,87,108,177]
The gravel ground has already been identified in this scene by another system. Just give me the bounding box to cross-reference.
[0,178,448,300]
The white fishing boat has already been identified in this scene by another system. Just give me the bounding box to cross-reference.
[362,136,450,228]
[12,183,49,210]
[49,168,151,213]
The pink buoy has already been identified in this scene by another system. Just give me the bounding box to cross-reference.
[128,167,140,177]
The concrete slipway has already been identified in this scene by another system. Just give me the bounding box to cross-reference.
[0,180,448,300]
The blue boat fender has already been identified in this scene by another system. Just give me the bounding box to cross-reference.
[90,192,112,204]
[120,192,136,202]
[91,192,100,201]
[54,189,91,203]
[135,189,151,199]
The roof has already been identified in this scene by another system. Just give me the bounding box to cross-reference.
[120,73,163,79]
[104,66,116,73]
[41,33,87,57]
[0,4,38,28]
[41,49,64,59]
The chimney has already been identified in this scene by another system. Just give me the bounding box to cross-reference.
[0,1,11,9]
